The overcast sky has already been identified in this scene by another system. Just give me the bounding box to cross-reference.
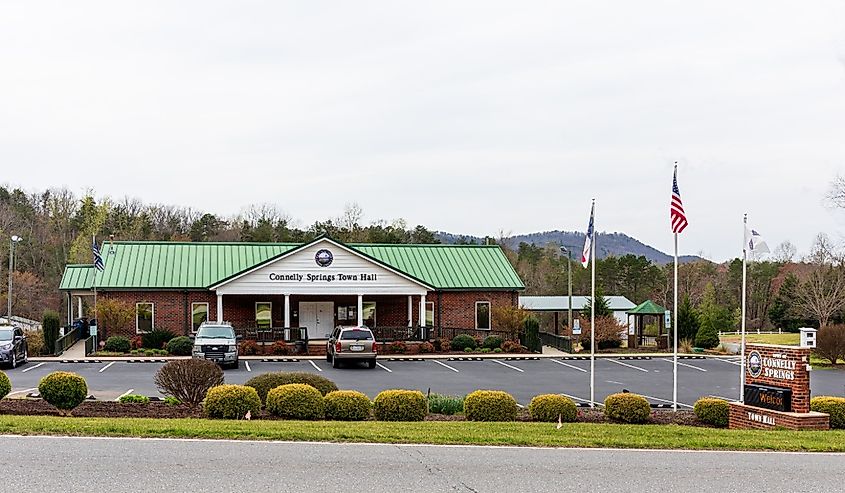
[2,1,844,261]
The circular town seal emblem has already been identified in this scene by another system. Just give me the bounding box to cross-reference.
[314,249,333,267]
[747,350,763,378]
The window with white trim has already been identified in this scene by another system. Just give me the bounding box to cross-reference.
[475,301,491,330]
[191,302,209,332]
[256,302,272,329]
[136,302,154,333]
[425,302,434,327]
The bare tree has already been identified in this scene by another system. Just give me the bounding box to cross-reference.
[771,240,797,263]
[826,173,845,209]
[793,265,845,328]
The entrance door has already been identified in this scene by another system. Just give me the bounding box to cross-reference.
[299,302,335,339]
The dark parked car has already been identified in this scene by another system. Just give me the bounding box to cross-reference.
[0,326,28,369]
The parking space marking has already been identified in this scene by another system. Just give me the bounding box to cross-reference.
[658,358,707,372]
[607,359,648,373]
[376,362,392,373]
[245,361,252,372]
[432,360,459,373]
[718,358,742,366]
[7,388,37,397]
[605,380,626,386]
[550,359,587,373]
[492,359,524,372]
[21,362,44,373]
[99,362,115,373]
[639,394,693,409]
[560,392,599,407]
[308,360,322,372]
[117,389,135,401]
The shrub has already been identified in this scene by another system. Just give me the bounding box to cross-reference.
[450,334,477,351]
[119,394,150,405]
[373,389,428,421]
[324,390,372,421]
[811,396,845,429]
[166,336,194,356]
[693,398,729,427]
[604,393,651,424]
[580,316,624,351]
[464,347,473,353]
[245,372,338,405]
[464,390,518,422]
[239,340,259,356]
[694,323,720,349]
[501,340,523,353]
[0,371,10,399]
[24,329,45,356]
[482,336,504,350]
[204,384,262,419]
[266,383,324,419]
[479,348,490,353]
[493,348,503,353]
[428,393,464,415]
[103,336,131,353]
[268,340,289,356]
[130,335,143,350]
[388,341,407,354]
[440,340,451,352]
[93,298,134,336]
[492,305,529,338]
[528,394,577,423]
[417,342,435,354]
[141,328,177,350]
[432,339,443,351]
[164,396,181,406]
[153,359,224,408]
[679,338,695,354]
[38,371,87,411]
[816,325,845,365]
[42,311,61,355]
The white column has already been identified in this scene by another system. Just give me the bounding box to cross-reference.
[407,295,413,327]
[357,294,363,326]
[419,294,426,327]
[284,294,291,328]
[216,293,223,323]
[77,296,83,318]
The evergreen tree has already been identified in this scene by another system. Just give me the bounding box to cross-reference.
[695,282,731,349]
[677,295,699,341]
[582,288,613,319]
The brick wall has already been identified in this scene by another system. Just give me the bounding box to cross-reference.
[745,344,812,413]
[99,291,217,339]
[436,290,517,329]
[728,403,829,430]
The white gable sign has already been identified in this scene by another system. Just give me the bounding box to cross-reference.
[214,240,430,296]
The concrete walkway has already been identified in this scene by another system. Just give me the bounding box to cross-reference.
[59,340,88,359]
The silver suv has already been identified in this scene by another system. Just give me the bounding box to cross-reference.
[326,326,377,369]
[192,322,240,369]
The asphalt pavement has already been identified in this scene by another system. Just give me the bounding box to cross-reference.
[2,435,843,492]
[4,356,844,405]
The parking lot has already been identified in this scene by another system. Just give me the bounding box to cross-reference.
[4,356,844,406]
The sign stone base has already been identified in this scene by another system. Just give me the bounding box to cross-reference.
[729,402,829,431]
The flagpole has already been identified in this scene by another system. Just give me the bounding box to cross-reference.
[673,231,678,412]
[590,199,596,408]
[92,235,98,340]
[740,214,748,403]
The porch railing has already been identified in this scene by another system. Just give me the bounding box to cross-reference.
[438,327,518,342]
[83,335,96,356]
[54,327,80,356]
[371,326,429,342]
[539,331,573,353]
[234,326,309,344]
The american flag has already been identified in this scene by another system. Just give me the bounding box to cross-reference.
[92,236,105,271]
[670,165,688,234]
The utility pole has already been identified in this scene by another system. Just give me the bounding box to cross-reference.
[560,246,573,330]
[7,235,21,320]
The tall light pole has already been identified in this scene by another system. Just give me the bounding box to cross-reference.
[7,235,21,320]
[560,246,573,331]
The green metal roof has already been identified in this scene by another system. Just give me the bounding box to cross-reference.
[59,264,97,291]
[60,240,524,291]
[627,300,666,315]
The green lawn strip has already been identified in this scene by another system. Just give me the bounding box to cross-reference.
[1,416,844,452]
[719,334,800,345]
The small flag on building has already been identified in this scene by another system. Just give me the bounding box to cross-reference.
[581,202,595,268]
[670,165,688,234]
[92,237,105,272]
[745,228,770,254]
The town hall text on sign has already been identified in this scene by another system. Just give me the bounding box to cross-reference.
[268,273,380,283]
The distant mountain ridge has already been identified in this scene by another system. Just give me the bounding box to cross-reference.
[435,230,704,264]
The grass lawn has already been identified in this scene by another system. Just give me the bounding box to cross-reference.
[0,415,843,452]
[719,333,800,345]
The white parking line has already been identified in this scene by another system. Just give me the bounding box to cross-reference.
[308,360,322,372]
[717,358,742,366]
[550,359,587,373]
[658,358,707,372]
[7,388,36,397]
[116,389,135,401]
[245,361,252,372]
[639,394,694,409]
[99,362,115,373]
[559,392,600,407]
[376,362,392,373]
[492,359,524,372]
[432,360,459,373]
[607,359,649,373]
[21,362,44,373]
[605,380,626,386]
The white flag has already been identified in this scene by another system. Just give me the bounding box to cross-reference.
[580,202,595,268]
[745,228,769,254]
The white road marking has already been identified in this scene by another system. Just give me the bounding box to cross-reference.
[605,380,626,386]
[7,388,37,397]
[432,360,459,373]
[640,394,694,409]
[245,361,252,372]
[559,392,600,407]
[376,362,392,373]
[710,395,736,401]
[717,358,742,366]
[99,362,115,373]
[550,359,587,373]
[659,358,707,372]
[607,359,649,373]
[308,360,322,372]
[21,362,44,373]
[116,389,135,401]
[516,403,524,408]
[492,359,524,372]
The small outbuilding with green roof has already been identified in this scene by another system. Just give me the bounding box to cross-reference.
[626,300,669,349]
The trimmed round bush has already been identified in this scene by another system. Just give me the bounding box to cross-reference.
[103,336,131,353]
[205,384,262,420]
[693,398,729,427]
[118,394,150,404]
[245,372,338,406]
[373,389,428,421]
[811,396,845,429]
[0,371,10,399]
[604,393,651,424]
[482,335,504,350]
[528,394,577,423]
[464,390,518,422]
[166,336,194,356]
[450,334,477,351]
[324,390,373,421]
[266,383,325,420]
[38,371,88,411]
